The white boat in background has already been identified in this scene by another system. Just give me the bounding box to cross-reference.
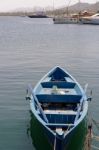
[80,13,99,25]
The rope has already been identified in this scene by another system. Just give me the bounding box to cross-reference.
[92,119,99,124]
[92,119,99,125]
[84,130,92,150]
[92,119,99,130]
[84,89,99,150]
[54,133,56,150]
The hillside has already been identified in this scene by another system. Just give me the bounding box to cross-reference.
[69,2,99,12]
[46,2,99,16]
[0,2,99,16]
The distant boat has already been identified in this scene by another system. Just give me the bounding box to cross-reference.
[28,15,48,18]
[28,14,48,18]
[80,13,99,25]
[53,0,79,24]
[27,66,88,150]
[53,17,78,24]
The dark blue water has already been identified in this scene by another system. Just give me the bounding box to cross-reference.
[0,16,99,150]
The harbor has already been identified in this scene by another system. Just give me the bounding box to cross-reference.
[0,1,99,150]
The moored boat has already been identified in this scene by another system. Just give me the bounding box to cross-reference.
[28,14,48,18]
[28,11,48,18]
[53,0,79,24]
[27,66,88,150]
[80,13,99,25]
[53,17,78,24]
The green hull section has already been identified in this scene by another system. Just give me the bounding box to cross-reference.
[29,111,52,150]
[65,118,87,150]
[29,111,87,150]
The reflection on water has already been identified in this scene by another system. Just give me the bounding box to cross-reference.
[27,111,52,150]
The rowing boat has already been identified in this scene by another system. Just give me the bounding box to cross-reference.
[28,66,88,150]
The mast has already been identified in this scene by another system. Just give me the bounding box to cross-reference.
[66,0,71,17]
[78,0,81,21]
[53,0,55,18]
[96,0,98,13]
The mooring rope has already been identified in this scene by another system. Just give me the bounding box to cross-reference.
[92,119,99,128]
[54,133,56,150]
[84,118,99,150]
[92,119,99,124]
[83,88,99,150]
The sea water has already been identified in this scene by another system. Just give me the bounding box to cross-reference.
[0,16,99,150]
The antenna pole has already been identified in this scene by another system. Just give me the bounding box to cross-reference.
[53,0,55,17]
[66,0,71,17]
[78,0,81,22]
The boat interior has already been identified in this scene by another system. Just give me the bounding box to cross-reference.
[34,68,83,135]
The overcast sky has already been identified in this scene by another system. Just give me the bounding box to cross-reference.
[0,0,98,12]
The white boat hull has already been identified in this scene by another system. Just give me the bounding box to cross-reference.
[80,13,99,25]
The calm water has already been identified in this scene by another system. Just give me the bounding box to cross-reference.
[0,16,99,150]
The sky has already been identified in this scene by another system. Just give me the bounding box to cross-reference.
[0,0,98,12]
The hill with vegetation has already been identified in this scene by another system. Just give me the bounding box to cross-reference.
[0,2,99,16]
[47,2,99,16]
